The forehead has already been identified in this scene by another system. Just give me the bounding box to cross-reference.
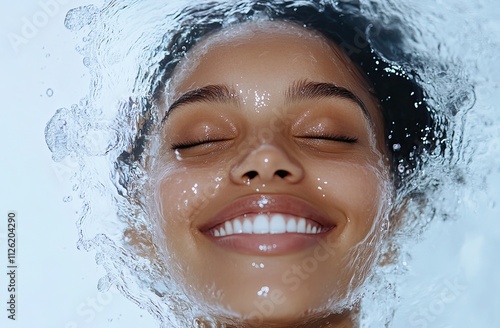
[168,21,371,96]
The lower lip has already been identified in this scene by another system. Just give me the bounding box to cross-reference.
[204,232,331,255]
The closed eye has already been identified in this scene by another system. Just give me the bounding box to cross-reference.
[171,138,229,150]
[296,134,358,143]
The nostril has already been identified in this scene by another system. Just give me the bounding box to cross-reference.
[244,171,258,179]
[231,145,305,184]
[275,170,289,179]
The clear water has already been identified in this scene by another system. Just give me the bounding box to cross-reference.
[43,0,500,326]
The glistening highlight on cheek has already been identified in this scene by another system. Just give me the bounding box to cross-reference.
[159,169,227,226]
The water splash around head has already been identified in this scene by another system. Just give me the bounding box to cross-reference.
[43,0,490,326]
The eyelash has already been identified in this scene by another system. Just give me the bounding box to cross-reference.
[171,138,227,150]
[298,134,358,143]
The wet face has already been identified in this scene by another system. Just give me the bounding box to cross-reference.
[155,21,392,326]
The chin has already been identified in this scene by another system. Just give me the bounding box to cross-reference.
[211,302,356,328]
[187,270,361,328]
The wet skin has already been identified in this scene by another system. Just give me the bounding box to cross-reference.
[155,21,393,327]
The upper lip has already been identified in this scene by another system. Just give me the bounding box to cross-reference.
[199,194,337,232]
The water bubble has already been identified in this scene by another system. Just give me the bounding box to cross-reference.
[44,108,74,161]
[46,88,54,97]
[392,143,401,151]
[63,195,73,202]
[64,5,99,31]
[83,57,91,67]
[98,274,113,292]
[193,318,209,328]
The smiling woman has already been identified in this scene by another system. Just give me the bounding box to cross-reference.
[153,21,391,327]
[137,14,425,326]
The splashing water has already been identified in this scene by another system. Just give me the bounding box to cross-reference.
[44,0,499,326]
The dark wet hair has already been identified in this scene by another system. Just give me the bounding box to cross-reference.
[122,0,441,187]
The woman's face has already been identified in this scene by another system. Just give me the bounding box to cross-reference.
[156,21,392,325]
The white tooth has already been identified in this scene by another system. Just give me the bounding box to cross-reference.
[297,218,306,233]
[225,221,233,235]
[270,214,286,234]
[233,219,243,234]
[220,227,227,237]
[214,229,220,237]
[306,223,312,234]
[254,214,269,234]
[311,226,317,234]
[243,218,253,233]
[286,218,297,233]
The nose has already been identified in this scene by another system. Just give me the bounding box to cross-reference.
[230,144,304,185]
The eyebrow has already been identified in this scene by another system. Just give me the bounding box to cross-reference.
[163,80,371,124]
[162,84,238,124]
[285,80,372,124]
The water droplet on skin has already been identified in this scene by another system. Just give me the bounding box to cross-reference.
[257,196,269,207]
[257,286,269,297]
[251,262,265,269]
[174,149,183,160]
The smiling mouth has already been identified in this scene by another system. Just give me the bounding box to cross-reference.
[199,194,338,255]
[208,213,327,237]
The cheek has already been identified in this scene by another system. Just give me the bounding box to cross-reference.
[157,171,197,266]
[310,161,391,297]
[159,172,197,225]
[157,168,225,242]
[316,161,390,239]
